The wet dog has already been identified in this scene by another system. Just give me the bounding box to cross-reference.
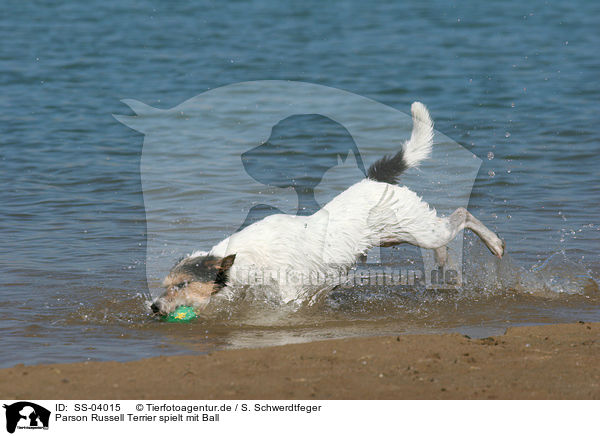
[151,102,505,315]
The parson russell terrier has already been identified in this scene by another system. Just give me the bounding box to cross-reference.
[151,102,505,315]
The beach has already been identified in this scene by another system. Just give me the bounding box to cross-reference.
[2,322,598,400]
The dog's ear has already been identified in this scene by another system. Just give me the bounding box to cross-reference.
[213,254,236,289]
[219,254,236,272]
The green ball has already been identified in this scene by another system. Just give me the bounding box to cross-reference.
[163,306,197,323]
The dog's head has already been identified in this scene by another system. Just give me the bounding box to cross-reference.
[151,254,236,316]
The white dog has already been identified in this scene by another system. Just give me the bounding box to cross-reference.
[151,102,505,315]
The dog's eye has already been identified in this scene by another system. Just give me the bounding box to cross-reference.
[174,282,187,289]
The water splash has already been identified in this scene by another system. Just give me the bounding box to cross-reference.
[464,242,599,297]
[531,252,599,295]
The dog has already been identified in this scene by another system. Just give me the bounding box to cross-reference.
[151,102,505,316]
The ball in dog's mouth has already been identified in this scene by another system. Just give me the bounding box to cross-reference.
[161,305,198,323]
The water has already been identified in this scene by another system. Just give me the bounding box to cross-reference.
[1,0,599,368]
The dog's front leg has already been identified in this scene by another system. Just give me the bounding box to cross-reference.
[433,246,448,265]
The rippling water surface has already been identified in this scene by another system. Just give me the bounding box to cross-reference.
[1,0,599,367]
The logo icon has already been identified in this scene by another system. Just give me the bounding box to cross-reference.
[3,402,50,434]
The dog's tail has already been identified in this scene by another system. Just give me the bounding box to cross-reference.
[367,102,434,184]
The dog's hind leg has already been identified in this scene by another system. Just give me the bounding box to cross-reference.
[422,207,505,258]
[368,186,504,259]
[453,208,504,258]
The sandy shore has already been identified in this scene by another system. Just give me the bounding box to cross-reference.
[1,322,599,399]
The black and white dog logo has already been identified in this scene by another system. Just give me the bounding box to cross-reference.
[3,402,50,434]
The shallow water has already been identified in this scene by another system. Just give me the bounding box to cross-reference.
[1,0,599,368]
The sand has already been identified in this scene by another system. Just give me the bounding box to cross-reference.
[1,322,598,399]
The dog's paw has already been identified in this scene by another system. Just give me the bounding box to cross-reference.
[488,237,505,259]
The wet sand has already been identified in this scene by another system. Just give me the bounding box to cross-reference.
[1,322,599,399]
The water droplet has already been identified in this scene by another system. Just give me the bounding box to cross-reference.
[511,102,515,107]
[487,151,494,160]
[505,132,511,138]
[488,170,495,177]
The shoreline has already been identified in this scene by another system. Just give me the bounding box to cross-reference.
[1,322,599,399]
